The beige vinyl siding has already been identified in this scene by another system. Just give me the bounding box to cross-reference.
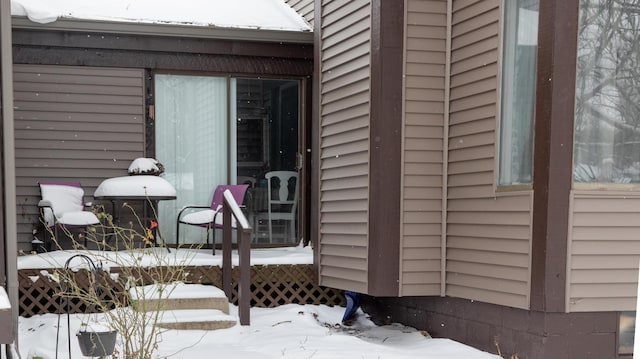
[445,0,532,309]
[14,64,145,249]
[567,191,640,312]
[285,0,314,26]
[400,0,447,296]
[318,0,371,293]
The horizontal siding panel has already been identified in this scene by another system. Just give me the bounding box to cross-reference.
[320,103,369,127]
[322,1,369,29]
[448,210,530,226]
[403,235,441,248]
[320,277,368,293]
[447,185,495,199]
[403,246,441,259]
[403,259,441,272]
[447,221,531,241]
[449,118,495,137]
[406,51,446,65]
[451,7,499,38]
[321,175,369,191]
[447,145,494,162]
[571,255,640,270]
[321,256,368,271]
[572,241,640,255]
[570,283,636,298]
[319,0,371,293]
[568,193,640,311]
[320,233,368,246]
[403,272,442,285]
[447,171,493,187]
[448,131,494,150]
[407,24,447,39]
[448,248,529,267]
[571,269,637,284]
[321,265,368,283]
[14,64,145,248]
[449,77,498,101]
[406,76,446,90]
[448,236,530,254]
[569,297,636,313]
[404,199,442,212]
[404,175,442,188]
[448,261,528,282]
[321,243,368,259]
[452,0,499,26]
[448,158,494,174]
[14,82,143,96]
[404,223,442,236]
[447,273,527,296]
[449,90,496,113]
[449,63,498,88]
[572,226,640,241]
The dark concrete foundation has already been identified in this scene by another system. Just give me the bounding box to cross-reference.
[361,296,621,359]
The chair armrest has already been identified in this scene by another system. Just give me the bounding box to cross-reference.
[38,200,53,208]
[177,205,214,220]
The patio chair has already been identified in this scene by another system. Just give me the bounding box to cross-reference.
[176,184,249,252]
[254,171,298,243]
[38,181,101,250]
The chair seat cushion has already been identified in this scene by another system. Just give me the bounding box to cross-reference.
[58,211,100,226]
[181,206,237,227]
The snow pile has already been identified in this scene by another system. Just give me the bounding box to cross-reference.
[10,0,312,31]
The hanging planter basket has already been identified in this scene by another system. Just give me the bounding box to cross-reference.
[77,329,118,357]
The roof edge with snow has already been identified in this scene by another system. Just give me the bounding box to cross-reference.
[12,16,313,44]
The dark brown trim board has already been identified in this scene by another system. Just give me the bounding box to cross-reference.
[361,296,619,359]
[367,0,403,296]
[531,0,579,312]
[12,29,313,77]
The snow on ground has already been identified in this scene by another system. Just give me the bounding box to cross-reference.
[19,304,501,359]
[17,247,501,358]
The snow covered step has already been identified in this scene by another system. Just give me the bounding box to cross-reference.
[130,282,229,314]
[156,309,237,330]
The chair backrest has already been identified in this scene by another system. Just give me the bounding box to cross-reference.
[265,171,298,214]
[39,181,86,226]
[210,184,249,211]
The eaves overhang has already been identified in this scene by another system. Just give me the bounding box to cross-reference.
[12,16,314,44]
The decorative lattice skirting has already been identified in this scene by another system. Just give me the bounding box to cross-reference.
[18,264,345,317]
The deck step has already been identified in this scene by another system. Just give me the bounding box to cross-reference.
[130,282,236,330]
[155,309,237,330]
[130,282,229,313]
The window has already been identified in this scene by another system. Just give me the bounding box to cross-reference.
[498,0,539,186]
[574,0,640,184]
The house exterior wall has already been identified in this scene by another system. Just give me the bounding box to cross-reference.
[567,191,640,312]
[13,64,146,248]
[317,0,372,294]
[11,29,313,251]
[445,0,532,309]
[285,0,315,26]
[400,0,447,296]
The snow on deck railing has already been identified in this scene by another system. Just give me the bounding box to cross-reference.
[221,189,252,326]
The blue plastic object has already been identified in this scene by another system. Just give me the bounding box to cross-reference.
[341,291,361,323]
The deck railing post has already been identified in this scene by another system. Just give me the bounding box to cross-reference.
[221,203,232,300]
[221,189,252,325]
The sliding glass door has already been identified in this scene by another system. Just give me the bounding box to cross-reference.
[155,74,301,246]
[155,74,229,243]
